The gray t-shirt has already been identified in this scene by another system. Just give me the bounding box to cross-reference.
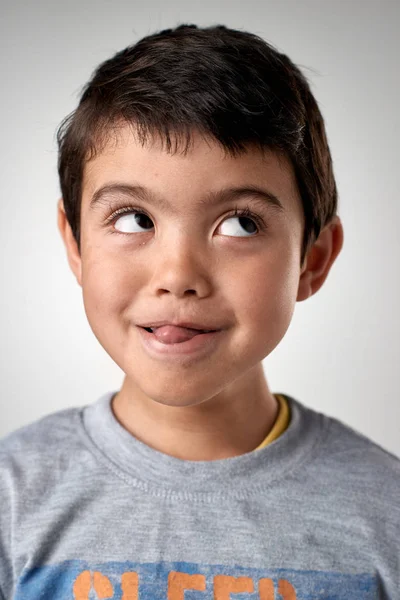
[0,391,399,599]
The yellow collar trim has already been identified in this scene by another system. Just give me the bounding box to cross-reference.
[254,394,290,450]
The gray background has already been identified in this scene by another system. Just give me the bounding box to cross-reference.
[0,0,399,456]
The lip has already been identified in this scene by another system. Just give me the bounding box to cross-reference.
[138,321,220,331]
[136,325,223,359]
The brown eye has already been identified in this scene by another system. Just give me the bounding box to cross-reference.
[219,214,259,237]
[114,211,154,233]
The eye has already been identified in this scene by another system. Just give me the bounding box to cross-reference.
[219,208,261,237]
[113,209,154,233]
[108,205,265,236]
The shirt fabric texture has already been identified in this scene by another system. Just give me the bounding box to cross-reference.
[0,391,399,599]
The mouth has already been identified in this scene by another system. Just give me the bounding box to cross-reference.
[137,324,222,356]
[142,326,216,334]
[140,325,218,345]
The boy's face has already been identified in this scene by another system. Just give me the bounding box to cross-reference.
[59,126,315,408]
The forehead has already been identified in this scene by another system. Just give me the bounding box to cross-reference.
[82,126,303,222]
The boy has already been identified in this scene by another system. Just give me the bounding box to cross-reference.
[0,23,398,600]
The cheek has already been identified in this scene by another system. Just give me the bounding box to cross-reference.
[233,254,299,341]
[81,253,139,326]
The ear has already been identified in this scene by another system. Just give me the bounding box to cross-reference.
[297,215,344,302]
[57,198,82,287]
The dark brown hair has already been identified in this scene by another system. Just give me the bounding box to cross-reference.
[57,24,338,265]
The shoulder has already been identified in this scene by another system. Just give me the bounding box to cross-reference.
[324,409,400,472]
[0,405,88,492]
[286,396,400,555]
[0,405,82,456]
[0,405,90,596]
[289,396,400,471]
[287,395,400,499]
[306,402,400,506]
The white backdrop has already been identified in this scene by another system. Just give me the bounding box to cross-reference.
[0,0,399,457]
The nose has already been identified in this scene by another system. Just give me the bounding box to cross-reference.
[148,234,212,299]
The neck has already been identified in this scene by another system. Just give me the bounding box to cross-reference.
[112,364,279,461]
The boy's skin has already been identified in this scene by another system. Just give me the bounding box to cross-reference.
[58,126,343,461]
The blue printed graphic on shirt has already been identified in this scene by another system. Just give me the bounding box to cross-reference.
[16,559,379,598]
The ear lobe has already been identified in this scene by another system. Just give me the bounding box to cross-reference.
[297,216,344,302]
[57,198,82,287]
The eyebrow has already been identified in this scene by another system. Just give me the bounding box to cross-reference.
[89,182,285,215]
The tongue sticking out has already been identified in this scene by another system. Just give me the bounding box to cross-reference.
[152,325,205,344]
